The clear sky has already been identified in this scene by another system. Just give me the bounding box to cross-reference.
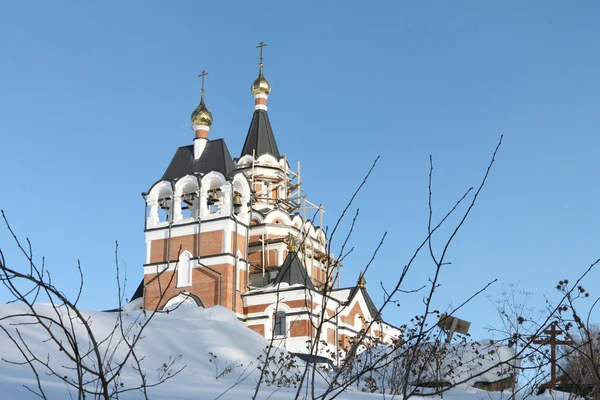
[1,1,599,338]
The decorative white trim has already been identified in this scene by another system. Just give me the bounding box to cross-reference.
[164,292,200,310]
[177,251,193,287]
[145,218,247,241]
[201,171,227,189]
[254,104,268,111]
[144,254,248,275]
[145,240,151,264]
[194,137,208,160]
[256,154,279,166]
[236,154,254,167]
[263,209,293,225]
[174,175,199,197]
[192,124,211,132]
[223,227,232,253]
[253,93,269,100]
[146,181,173,227]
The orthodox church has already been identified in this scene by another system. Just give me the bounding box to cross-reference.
[136,43,399,362]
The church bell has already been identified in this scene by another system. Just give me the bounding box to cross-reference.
[207,191,219,205]
[233,192,243,208]
[159,199,170,210]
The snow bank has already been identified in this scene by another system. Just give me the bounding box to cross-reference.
[348,340,518,394]
[0,302,577,400]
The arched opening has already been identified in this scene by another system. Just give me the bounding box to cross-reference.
[181,194,195,219]
[207,189,221,214]
[147,181,174,227]
[158,196,171,222]
[174,177,200,222]
[163,292,204,312]
[201,172,227,218]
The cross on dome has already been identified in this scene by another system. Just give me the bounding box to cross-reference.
[252,41,271,96]
[191,68,213,130]
[198,70,209,96]
[257,41,267,66]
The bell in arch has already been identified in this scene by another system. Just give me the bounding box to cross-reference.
[207,190,220,205]
[159,199,170,210]
[233,192,243,208]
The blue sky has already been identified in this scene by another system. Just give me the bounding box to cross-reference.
[1,1,599,337]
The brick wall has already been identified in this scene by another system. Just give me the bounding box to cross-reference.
[150,231,224,263]
[143,263,233,310]
[327,328,335,345]
[290,320,309,337]
[340,302,365,327]
[248,324,265,336]
[243,299,312,314]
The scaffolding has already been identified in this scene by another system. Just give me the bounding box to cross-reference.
[247,151,340,288]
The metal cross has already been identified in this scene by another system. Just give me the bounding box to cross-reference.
[533,324,574,390]
[256,41,267,64]
[197,70,208,94]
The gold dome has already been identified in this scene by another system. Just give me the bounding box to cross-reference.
[191,95,213,127]
[251,66,271,96]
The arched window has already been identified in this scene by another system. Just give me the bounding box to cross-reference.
[273,311,287,337]
[147,181,173,227]
[163,292,203,311]
[180,192,197,219]
[174,176,200,222]
[177,251,192,287]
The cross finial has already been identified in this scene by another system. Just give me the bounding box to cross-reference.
[357,271,366,288]
[197,70,209,96]
[287,232,297,253]
[257,41,267,65]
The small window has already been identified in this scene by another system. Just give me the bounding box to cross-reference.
[177,252,192,287]
[273,311,286,337]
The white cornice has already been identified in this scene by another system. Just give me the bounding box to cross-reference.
[145,218,247,241]
[144,255,247,275]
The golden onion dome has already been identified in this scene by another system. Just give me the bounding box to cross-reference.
[251,66,271,96]
[190,95,213,127]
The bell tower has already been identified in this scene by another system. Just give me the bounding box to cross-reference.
[141,72,251,313]
[235,42,336,291]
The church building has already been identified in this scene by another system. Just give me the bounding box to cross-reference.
[137,43,399,362]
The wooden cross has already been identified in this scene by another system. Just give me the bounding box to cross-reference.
[197,70,208,94]
[256,41,267,64]
[532,324,574,390]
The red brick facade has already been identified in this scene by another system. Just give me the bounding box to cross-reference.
[150,231,224,263]
[144,262,247,312]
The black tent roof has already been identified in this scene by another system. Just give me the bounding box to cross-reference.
[272,252,315,290]
[162,139,235,181]
[240,110,280,159]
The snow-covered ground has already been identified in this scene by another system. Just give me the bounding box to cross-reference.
[0,302,574,400]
